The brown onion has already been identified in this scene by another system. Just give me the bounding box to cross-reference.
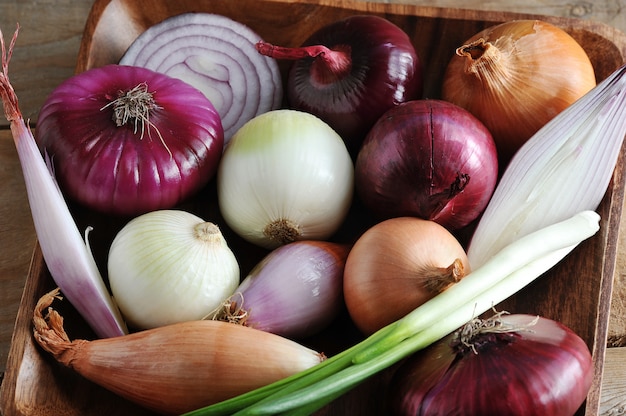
[441,20,596,164]
[343,217,470,335]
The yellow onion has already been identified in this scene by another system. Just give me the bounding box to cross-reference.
[343,217,470,335]
[441,20,596,164]
[33,289,324,416]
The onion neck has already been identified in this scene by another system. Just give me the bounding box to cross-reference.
[455,38,509,81]
[194,222,223,243]
[256,41,352,84]
[422,258,465,293]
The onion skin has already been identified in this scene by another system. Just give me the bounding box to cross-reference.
[388,314,594,416]
[281,15,423,151]
[442,20,596,164]
[33,289,324,416]
[35,64,224,216]
[355,99,498,230]
[343,217,470,335]
[228,241,350,339]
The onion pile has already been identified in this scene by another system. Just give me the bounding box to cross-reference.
[10,10,606,416]
[120,12,283,145]
[442,19,596,164]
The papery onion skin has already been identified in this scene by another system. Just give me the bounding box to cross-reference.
[217,109,354,249]
[442,20,596,164]
[108,210,240,330]
[355,99,498,230]
[388,314,594,416]
[35,64,224,216]
[344,217,470,335]
[227,240,350,339]
[282,15,423,151]
[119,13,282,144]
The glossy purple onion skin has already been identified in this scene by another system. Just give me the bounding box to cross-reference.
[355,99,498,230]
[389,314,594,416]
[287,15,423,152]
[35,64,224,216]
[234,241,349,340]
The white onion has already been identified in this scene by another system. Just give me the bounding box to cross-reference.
[108,210,240,329]
[217,109,354,249]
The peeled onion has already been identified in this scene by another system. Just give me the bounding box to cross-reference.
[442,20,596,163]
[343,217,470,335]
[355,99,498,230]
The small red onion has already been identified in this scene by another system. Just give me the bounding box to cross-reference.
[355,99,498,230]
[257,15,422,152]
[35,64,223,216]
[388,313,593,416]
[219,240,349,340]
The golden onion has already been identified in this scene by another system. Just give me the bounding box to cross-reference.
[441,20,596,164]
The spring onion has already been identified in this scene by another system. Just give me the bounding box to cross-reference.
[0,26,127,337]
[184,209,600,415]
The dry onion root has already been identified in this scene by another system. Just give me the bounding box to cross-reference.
[32,288,324,415]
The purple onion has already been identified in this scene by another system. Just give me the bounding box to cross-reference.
[388,313,593,416]
[230,241,349,340]
[35,64,223,216]
[258,15,422,152]
[355,99,498,230]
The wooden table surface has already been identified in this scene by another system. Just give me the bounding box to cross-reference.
[3,0,626,414]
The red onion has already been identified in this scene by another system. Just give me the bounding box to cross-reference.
[35,64,223,216]
[257,15,422,152]
[388,313,593,416]
[355,99,498,230]
[119,12,282,144]
[218,241,349,340]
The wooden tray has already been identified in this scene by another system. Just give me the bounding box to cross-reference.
[3,0,626,414]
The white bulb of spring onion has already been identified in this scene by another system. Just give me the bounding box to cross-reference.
[108,210,240,329]
[217,109,354,249]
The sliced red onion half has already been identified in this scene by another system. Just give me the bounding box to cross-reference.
[120,13,283,144]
